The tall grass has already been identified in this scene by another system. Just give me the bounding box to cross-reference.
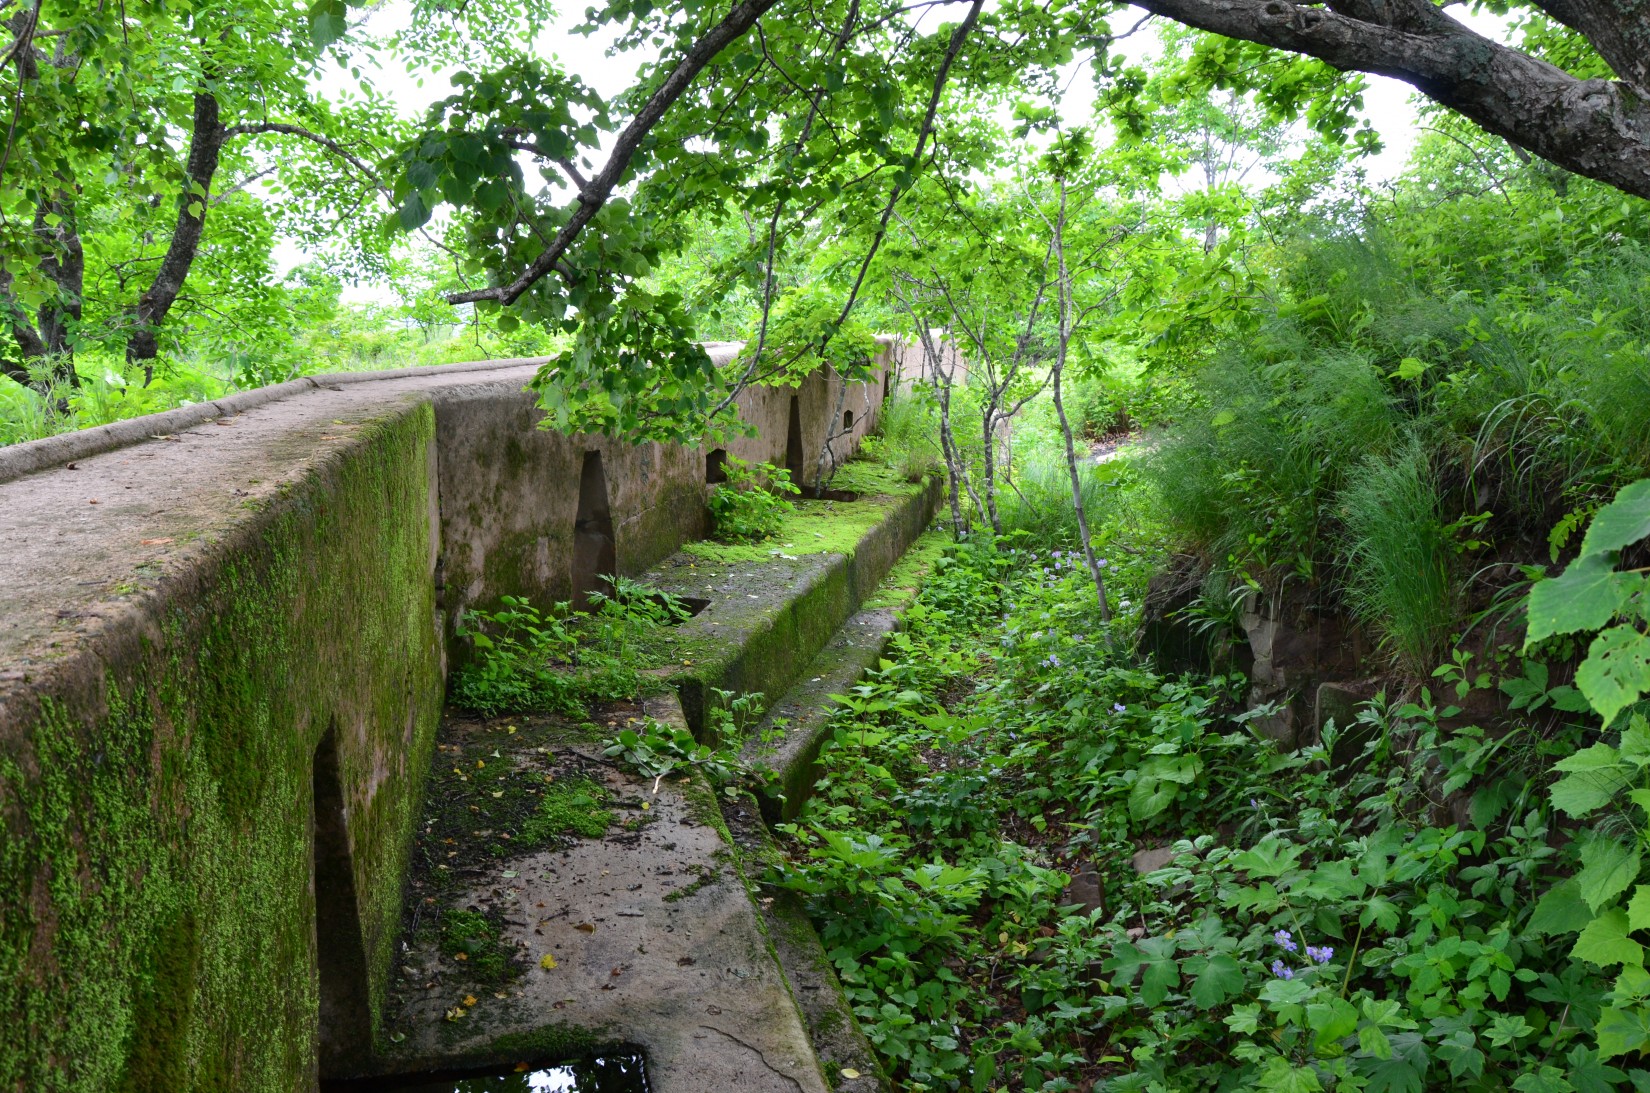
[864,390,943,482]
[1336,440,1461,676]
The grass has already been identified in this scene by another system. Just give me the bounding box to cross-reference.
[1336,439,1462,676]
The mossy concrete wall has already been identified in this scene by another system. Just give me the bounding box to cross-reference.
[0,345,894,1093]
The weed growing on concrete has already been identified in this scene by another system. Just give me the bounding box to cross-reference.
[519,775,613,843]
[708,457,799,542]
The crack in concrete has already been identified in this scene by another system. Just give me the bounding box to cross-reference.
[696,1025,808,1091]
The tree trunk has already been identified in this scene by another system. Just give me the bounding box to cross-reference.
[127,91,226,383]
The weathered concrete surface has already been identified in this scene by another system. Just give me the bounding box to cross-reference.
[0,346,893,1093]
[644,468,944,737]
[375,695,826,1093]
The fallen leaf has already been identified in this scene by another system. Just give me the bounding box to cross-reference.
[540,954,558,970]
[640,802,650,811]
[453,952,467,961]
[139,538,174,546]
[507,726,518,734]
[476,759,485,769]
[841,1069,862,1080]
[462,994,478,1007]
[444,1007,467,1021]
[575,922,596,933]
[514,1062,530,1072]
[492,790,504,798]
[88,499,100,505]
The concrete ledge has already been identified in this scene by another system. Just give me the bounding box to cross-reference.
[639,470,943,737]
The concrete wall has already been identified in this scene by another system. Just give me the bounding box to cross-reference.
[0,342,894,1093]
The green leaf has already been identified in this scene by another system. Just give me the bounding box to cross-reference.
[1393,357,1429,380]
[1596,1003,1650,1060]
[1188,953,1245,1010]
[1580,479,1650,557]
[1565,1044,1627,1093]
[1529,879,1592,936]
[1526,554,1635,646]
[1578,625,1650,727]
[1629,886,1650,932]
[1573,909,1645,968]
[1512,1066,1576,1093]
[1258,1056,1322,1092]
[1551,769,1625,817]
[1578,835,1642,912]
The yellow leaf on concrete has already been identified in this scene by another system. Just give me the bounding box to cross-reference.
[540,954,558,970]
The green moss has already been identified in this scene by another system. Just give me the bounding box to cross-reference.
[1,405,443,1092]
[440,910,517,985]
[485,1022,606,1063]
[519,776,613,843]
[862,527,950,611]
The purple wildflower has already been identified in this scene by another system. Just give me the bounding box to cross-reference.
[1113,703,1126,714]
[1306,946,1334,965]
[1273,929,1298,953]
[1271,960,1293,980]
[1043,655,1062,668]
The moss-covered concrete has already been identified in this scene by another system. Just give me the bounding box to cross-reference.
[644,467,943,737]
[0,405,444,1093]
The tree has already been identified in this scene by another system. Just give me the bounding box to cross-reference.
[1128,0,1650,201]
[0,0,432,392]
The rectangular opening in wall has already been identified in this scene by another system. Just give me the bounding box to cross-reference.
[572,450,616,609]
[785,396,805,489]
[312,726,371,1079]
[843,409,854,431]
[705,448,728,484]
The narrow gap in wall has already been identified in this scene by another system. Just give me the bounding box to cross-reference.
[705,448,728,484]
[843,409,854,431]
[785,396,805,489]
[883,367,891,400]
[572,450,617,609]
[313,725,372,1079]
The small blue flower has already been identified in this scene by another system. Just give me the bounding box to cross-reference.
[1273,929,1298,953]
[1249,797,1259,810]
[1271,959,1293,980]
[1113,703,1126,714]
[1097,558,1109,568]
[1042,655,1061,668]
[1306,945,1334,965]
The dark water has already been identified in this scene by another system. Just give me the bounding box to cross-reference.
[326,1051,649,1093]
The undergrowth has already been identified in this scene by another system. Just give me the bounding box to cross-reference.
[775,535,1630,1092]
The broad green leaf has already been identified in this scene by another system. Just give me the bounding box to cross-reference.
[1307,996,1359,1051]
[1530,879,1594,936]
[1551,770,1624,817]
[1578,835,1642,912]
[1512,1066,1576,1093]
[1580,479,1650,557]
[1258,1056,1321,1092]
[1596,1003,1650,1060]
[1578,625,1650,727]
[1629,886,1650,932]
[1565,1044,1627,1093]
[1188,953,1246,1010]
[1573,909,1645,968]
[1555,742,1625,773]
[1526,554,1635,646]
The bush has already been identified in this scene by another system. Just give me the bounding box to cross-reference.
[707,456,799,542]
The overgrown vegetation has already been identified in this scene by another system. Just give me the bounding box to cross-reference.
[707,457,801,543]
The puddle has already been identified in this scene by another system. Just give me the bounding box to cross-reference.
[326,1051,649,1092]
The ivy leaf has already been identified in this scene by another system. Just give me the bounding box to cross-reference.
[1580,479,1650,557]
[1526,554,1634,647]
[1577,625,1650,728]
[1188,953,1246,1010]
[1573,909,1645,968]
[1578,835,1642,912]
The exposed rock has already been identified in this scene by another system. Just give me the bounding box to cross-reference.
[1131,847,1178,875]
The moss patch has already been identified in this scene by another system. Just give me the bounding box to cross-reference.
[862,527,950,611]
[520,776,613,843]
[440,910,518,986]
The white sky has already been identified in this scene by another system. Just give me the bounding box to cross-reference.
[278,2,1517,304]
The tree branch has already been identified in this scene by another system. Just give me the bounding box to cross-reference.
[448,0,786,307]
[1132,0,1650,200]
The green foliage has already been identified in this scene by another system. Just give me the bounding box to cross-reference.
[440,909,516,984]
[518,776,613,843]
[775,522,1636,1091]
[861,389,942,484]
[1337,440,1464,676]
[602,690,770,797]
[707,457,800,543]
[1527,479,1650,726]
[450,584,693,715]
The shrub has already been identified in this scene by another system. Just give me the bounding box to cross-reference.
[707,456,799,542]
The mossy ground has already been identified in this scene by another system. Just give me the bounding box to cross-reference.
[862,527,951,610]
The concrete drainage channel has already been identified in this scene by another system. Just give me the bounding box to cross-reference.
[347,470,946,1093]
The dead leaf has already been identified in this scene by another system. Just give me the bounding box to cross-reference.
[462,994,478,1007]
[841,1069,862,1080]
[540,954,558,970]
[575,922,596,933]
[453,951,467,961]
[139,538,174,546]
